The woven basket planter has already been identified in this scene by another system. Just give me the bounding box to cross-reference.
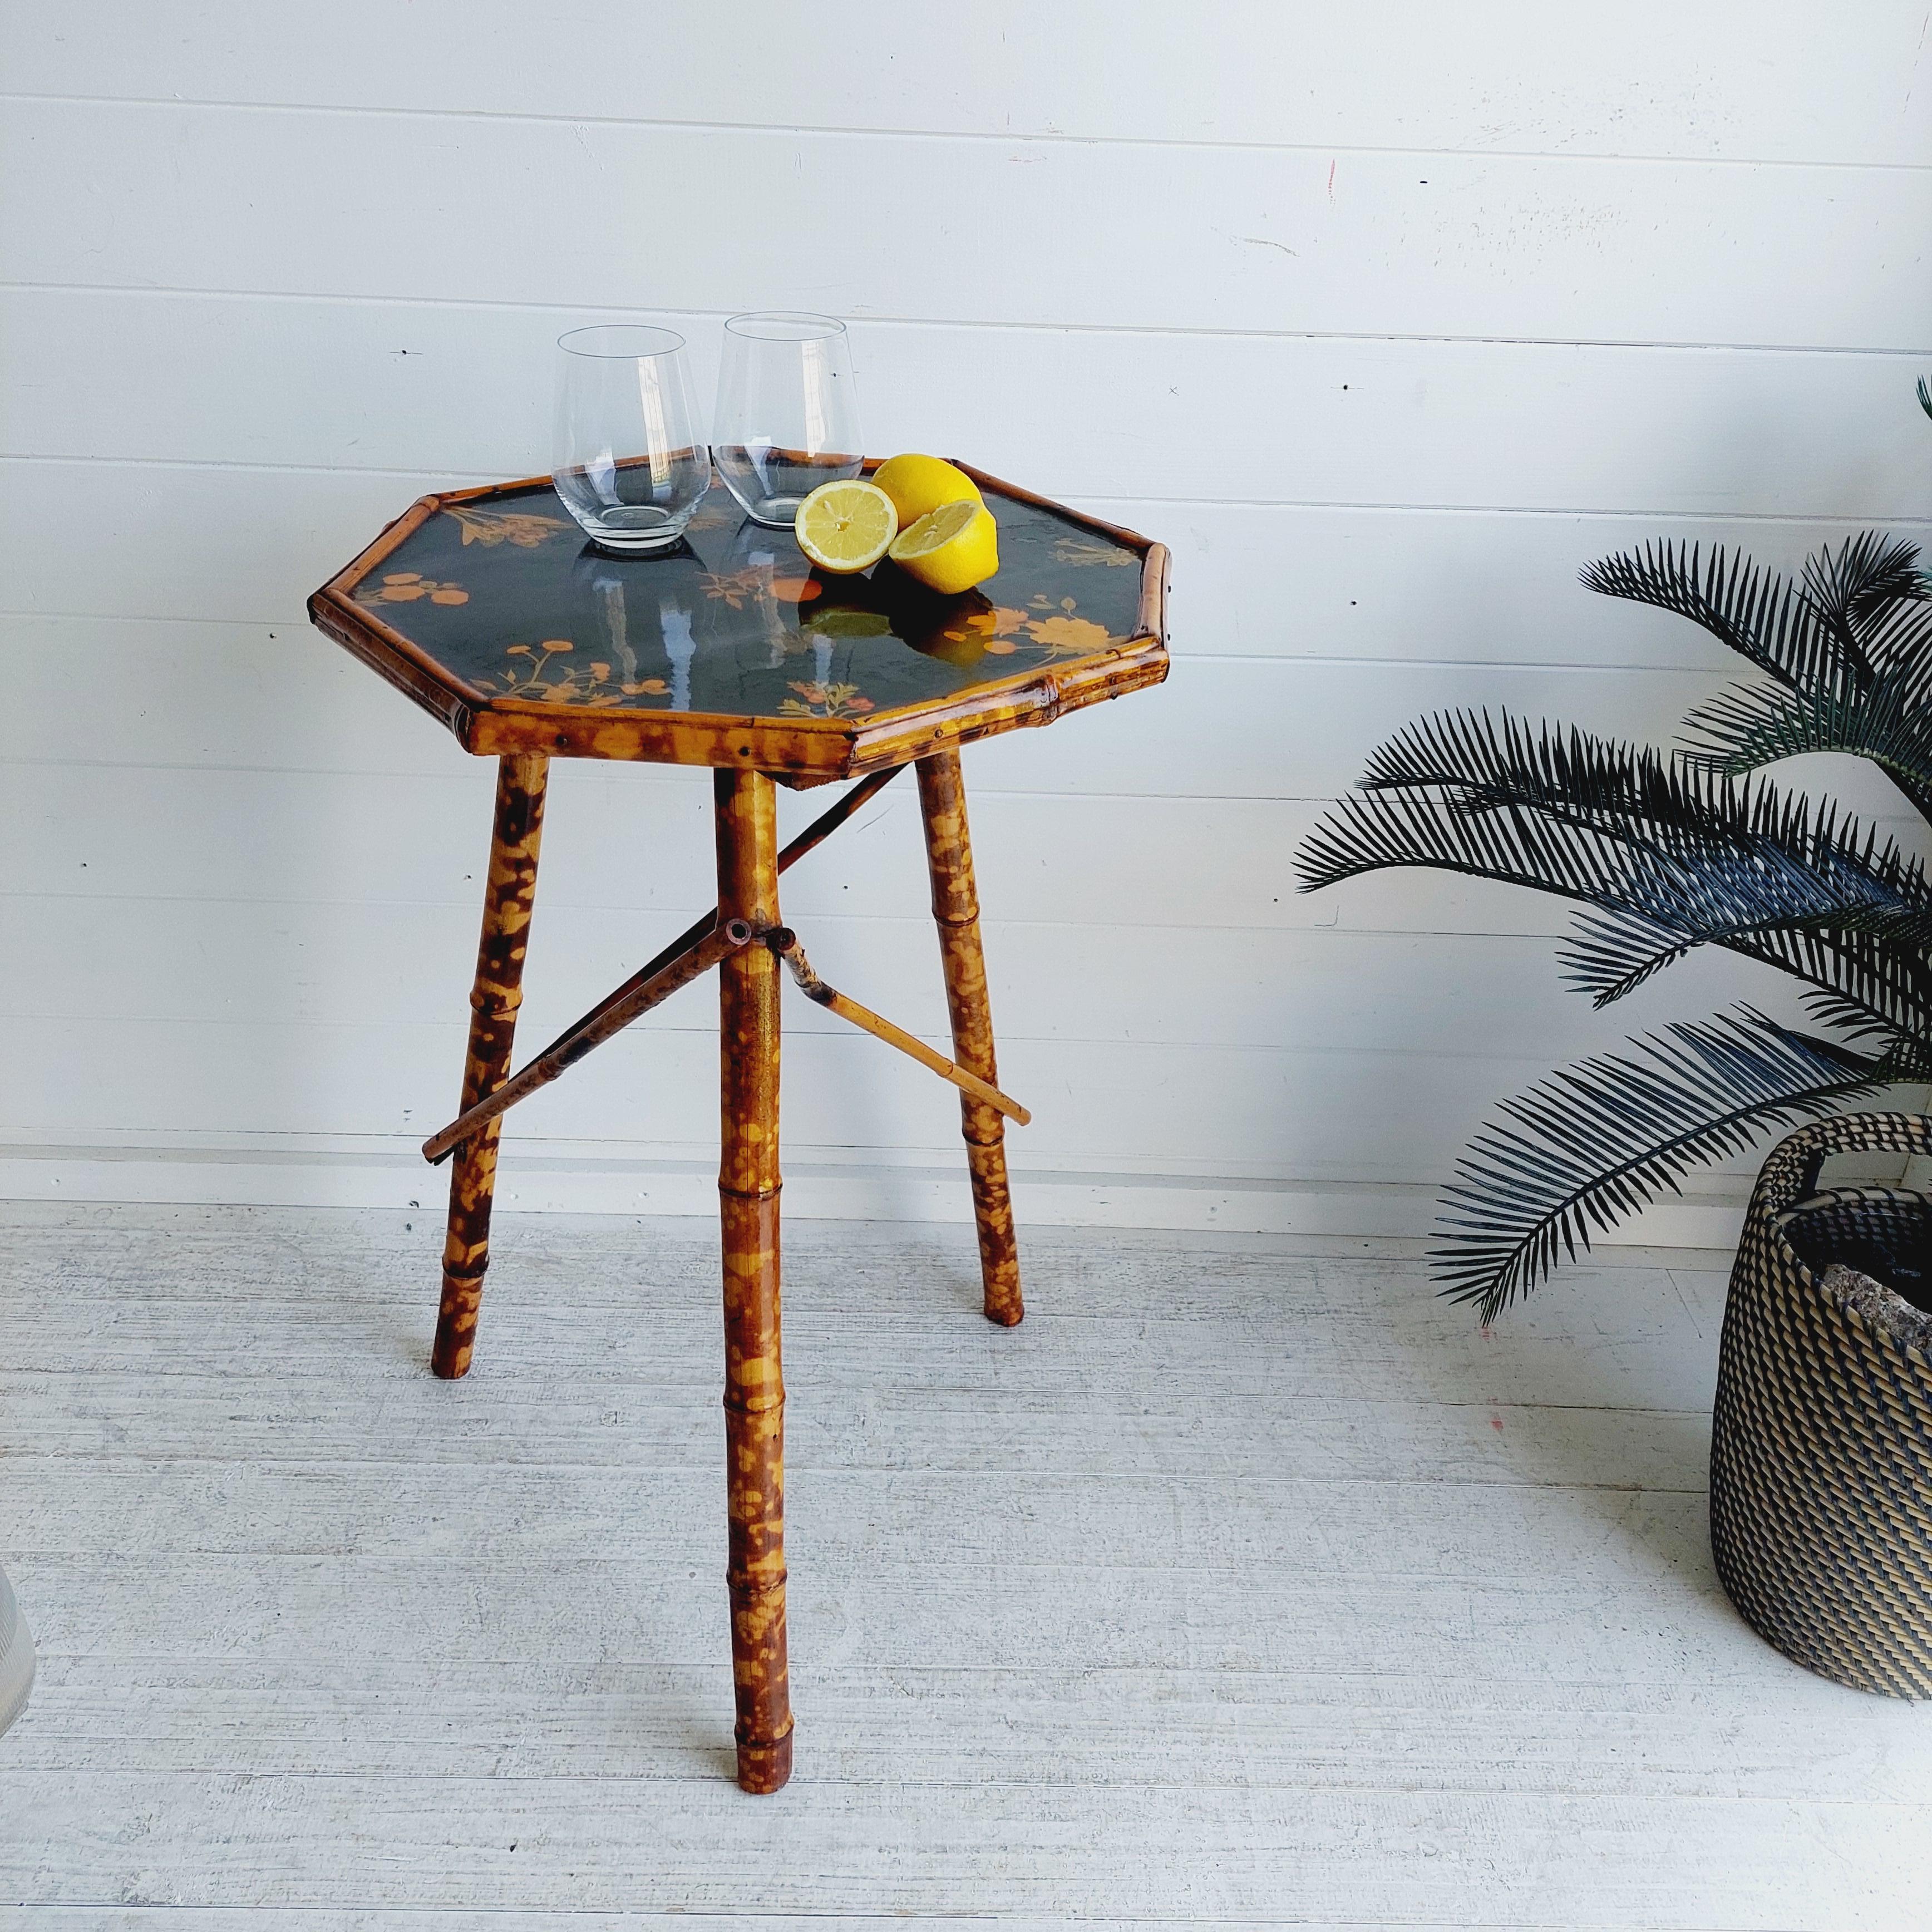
[1711,1111,1932,1696]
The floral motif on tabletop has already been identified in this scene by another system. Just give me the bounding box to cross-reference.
[1052,535,1138,568]
[442,505,570,548]
[485,639,669,707]
[937,606,1033,657]
[700,568,825,610]
[1023,596,1115,653]
[356,572,470,608]
[778,681,875,719]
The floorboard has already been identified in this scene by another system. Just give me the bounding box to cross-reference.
[0,1205,1923,1928]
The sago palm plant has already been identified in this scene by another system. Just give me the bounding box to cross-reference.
[1298,398,1932,1323]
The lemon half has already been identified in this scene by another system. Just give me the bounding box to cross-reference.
[795,480,898,574]
[888,498,999,595]
[873,453,983,529]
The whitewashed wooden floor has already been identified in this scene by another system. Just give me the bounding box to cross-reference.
[1,1203,1928,1930]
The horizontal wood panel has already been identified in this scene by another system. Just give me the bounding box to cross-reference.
[0,1211,1729,1409]
[0,890,1789,1062]
[2,1459,1711,1581]
[23,1655,1929,1805]
[7,1,1927,165]
[9,290,1932,523]
[0,1015,1619,1181]
[0,604,1768,793]
[0,1014,1835,1187]
[0,1749,1892,1921]
[0,762,1467,931]
[7,101,1931,352]
[0,1371,1710,1489]
[12,614,1913,820]
[17,482,1932,700]
[28,760,1826,941]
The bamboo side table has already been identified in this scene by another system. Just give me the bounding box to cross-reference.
[310,461,1168,1792]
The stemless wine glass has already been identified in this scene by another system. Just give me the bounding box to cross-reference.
[711,312,863,528]
[553,324,711,553]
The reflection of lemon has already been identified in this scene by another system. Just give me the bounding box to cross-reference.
[889,498,999,594]
[801,605,894,640]
[795,480,898,573]
[873,453,982,529]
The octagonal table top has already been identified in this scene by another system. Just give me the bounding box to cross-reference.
[310,461,1168,782]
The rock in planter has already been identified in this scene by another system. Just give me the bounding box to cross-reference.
[1712,1112,1932,1696]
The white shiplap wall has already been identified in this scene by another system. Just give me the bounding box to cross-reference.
[2,2,1929,1235]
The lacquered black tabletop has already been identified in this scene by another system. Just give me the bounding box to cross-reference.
[339,473,1147,722]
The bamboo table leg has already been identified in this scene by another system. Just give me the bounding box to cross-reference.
[432,752,548,1380]
[714,768,793,1792]
[915,747,1024,1326]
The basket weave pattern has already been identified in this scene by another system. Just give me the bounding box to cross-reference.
[1711,1112,1932,1697]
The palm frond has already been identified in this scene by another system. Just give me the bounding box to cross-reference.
[1554,908,1697,1007]
[1345,709,1743,844]
[1679,610,1932,816]
[1580,541,1828,687]
[1306,706,1932,919]
[1552,831,1932,1004]
[1801,990,1932,1070]
[1299,708,1932,1040]
[1564,906,1932,1043]
[1800,532,1928,671]
[1583,535,1928,697]
[1435,1010,1887,1322]
[1919,374,1932,423]
[1300,476,1932,1321]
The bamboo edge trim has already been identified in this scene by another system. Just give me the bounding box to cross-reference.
[1138,541,1171,642]
[308,593,473,735]
[457,634,1169,770]
[313,492,493,707]
[467,632,1167,735]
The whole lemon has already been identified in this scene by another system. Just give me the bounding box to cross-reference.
[873,453,982,529]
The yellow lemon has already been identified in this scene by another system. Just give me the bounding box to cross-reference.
[794,479,898,574]
[888,498,1000,595]
[873,452,982,529]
